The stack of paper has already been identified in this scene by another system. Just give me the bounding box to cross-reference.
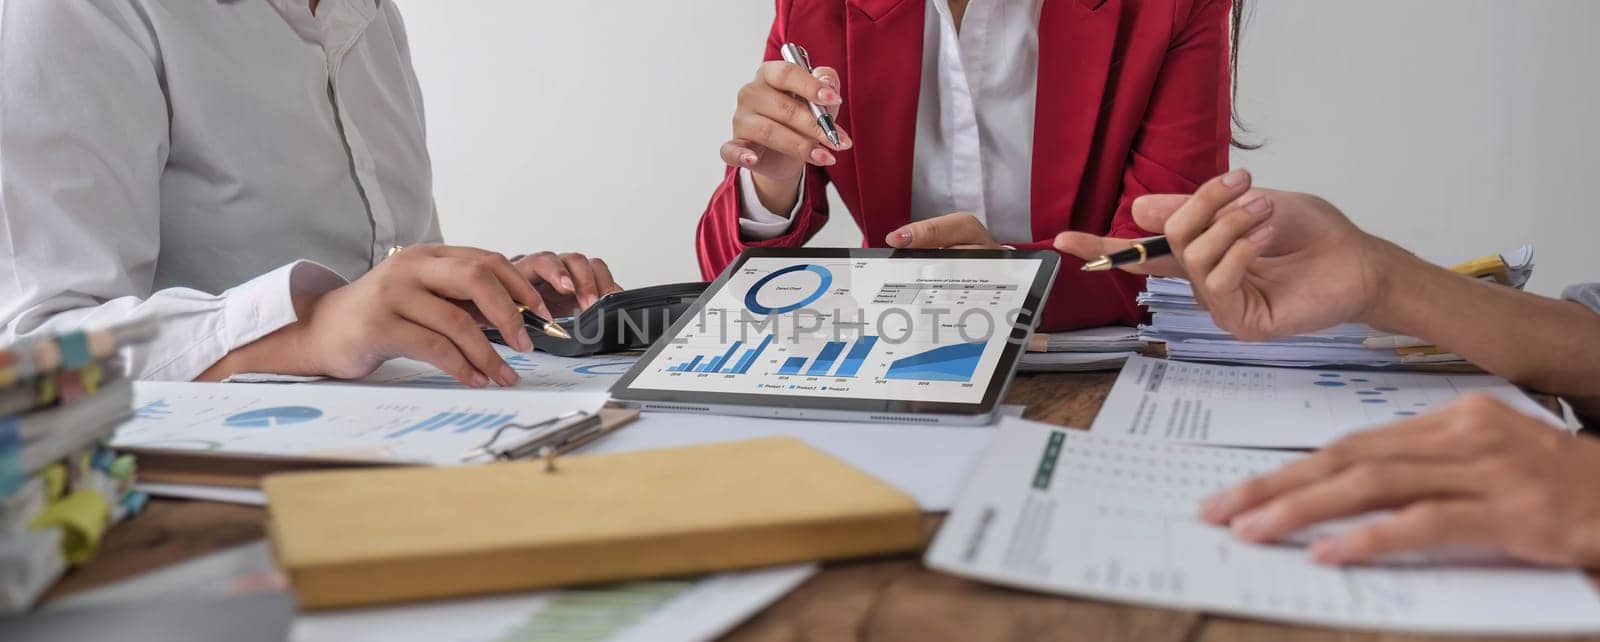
[1137,246,1534,368]
[1,322,154,613]
[1138,279,1457,368]
[1019,326,1146,373]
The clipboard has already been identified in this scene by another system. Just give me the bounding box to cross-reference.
[126,408,640,489]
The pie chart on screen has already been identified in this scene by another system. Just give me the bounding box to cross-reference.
[745,264,832,315]
[224,406,323,428]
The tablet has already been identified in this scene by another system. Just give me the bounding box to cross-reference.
[610,248,1059,425]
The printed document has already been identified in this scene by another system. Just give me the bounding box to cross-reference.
[926,418,1600,635]
[1089,356,1559,448]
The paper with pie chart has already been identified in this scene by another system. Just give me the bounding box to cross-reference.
[1089,355,1563,448]
[627,256,1045,404]
[111,382,609,465]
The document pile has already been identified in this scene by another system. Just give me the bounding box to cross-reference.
[1018,326,1147,372]
[1137,246,1534,368]
[1,321,154,612]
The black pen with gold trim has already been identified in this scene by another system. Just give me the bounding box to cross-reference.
[1081,236,1171,272]
[518,306,572,339]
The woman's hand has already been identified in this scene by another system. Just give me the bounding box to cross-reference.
[512,251,622,315]
[721,60,852,214]
[291,244,550,387]
[1200,395,1600,567]
[1054,170,1406,341]
[885,212,1006,250]
[202,244,567,388]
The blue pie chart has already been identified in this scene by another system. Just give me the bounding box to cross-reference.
[224,406,323,428]
[573,361,636,376]
[745,264,832,315]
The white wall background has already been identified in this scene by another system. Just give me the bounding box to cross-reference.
[404,1,1598,297]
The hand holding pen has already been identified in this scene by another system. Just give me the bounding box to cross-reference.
[1054,170,1270,279]
[721,42,853,214]
[1053,169,1407,342]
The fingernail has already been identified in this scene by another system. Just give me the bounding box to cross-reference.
[815,70,835,87]
[560,276,575,292]
[838,132,853,150]
[818,88,841,104]
[1248,224,1274,243]
[1231,510,1271,540]
[470,372,488,388]
[740,153,758,166]
[812,149,836,165]
[499,364,519,386]
[890,229,911,245]
[1222,168,1250,188]
[516,327,533,352]
[1243,196,1272,215]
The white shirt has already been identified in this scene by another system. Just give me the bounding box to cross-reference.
[0,0,439,380]
[740,0,1044,244]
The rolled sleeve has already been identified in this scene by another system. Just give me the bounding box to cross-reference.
[134,261,347,381]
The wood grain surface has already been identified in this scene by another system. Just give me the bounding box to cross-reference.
[41,373,1598,641]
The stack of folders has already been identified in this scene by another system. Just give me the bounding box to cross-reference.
[1018,326,1148,372]
[1137,246,1534,368]
[1,320,156,613]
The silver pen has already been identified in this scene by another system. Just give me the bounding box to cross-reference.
[778,43,841,148]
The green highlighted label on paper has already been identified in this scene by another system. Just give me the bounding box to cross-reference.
[1032,431,1066,490]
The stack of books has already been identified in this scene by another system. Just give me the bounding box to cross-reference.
[1137,246,1534,369]
[1019,326,1148,372]
[1,320,156,613]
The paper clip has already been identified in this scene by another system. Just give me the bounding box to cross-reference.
[460,410,602,464]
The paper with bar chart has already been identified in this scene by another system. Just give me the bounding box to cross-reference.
[110,382,608,465]
[628,257,1043,403]
[351,343,635,393]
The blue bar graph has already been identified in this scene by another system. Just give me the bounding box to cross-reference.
[832,336,879,377]
[455,413,513,433]
[697,341,742,373]
[727,334,774,374]
[805,341,848,376]
[388,411,515,439]
[778,356,806,375]
[668,355,704,372]
[389,412,452,438]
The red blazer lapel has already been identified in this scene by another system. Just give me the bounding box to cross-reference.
[844,0,923,245]
[1031,0,1122,240]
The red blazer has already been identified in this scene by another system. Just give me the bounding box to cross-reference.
[695,0,1232,331]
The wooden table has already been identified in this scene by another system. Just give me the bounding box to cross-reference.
[42,373,1600,641]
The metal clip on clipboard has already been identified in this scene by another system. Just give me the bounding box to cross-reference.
[460,410,604,465]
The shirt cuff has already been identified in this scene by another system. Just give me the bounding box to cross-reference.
[1562,283,1600,317]
[220,260,348,355]
[737,167,804,241]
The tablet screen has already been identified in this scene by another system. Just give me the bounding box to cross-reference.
[624,254,1046,404]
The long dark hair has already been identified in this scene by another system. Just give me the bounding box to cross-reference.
[1229,0,1260,150]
